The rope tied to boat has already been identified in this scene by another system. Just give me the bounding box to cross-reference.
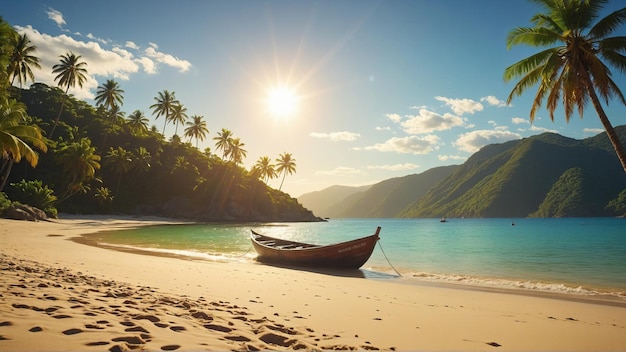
[377,239,402,277]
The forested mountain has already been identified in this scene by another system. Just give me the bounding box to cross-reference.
[298,166,457,218]
[300,129,626,218]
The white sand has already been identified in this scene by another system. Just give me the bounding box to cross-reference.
[1,216,625,351]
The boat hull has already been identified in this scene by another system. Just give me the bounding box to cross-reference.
[250,227,380,269]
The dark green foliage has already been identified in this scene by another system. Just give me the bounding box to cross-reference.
[606,189,626,216]
[7,179,58,218]
[2,83,317,221]
[0,192,10,214]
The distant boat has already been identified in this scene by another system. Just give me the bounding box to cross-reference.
[440,217,448,222]
[250,227,381,269]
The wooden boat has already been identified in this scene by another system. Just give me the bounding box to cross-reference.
[250,227,381,269]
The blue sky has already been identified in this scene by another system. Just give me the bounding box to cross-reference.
[3,0,626,197]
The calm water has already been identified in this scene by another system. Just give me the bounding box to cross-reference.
[89,218,626,299]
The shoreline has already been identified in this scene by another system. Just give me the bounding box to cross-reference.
[72,221,626,307]
[2,216,626,350]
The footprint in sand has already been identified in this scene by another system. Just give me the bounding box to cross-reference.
[62,328,82,335]
[161,345,181,351]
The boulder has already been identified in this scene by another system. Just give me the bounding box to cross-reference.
[3,203,48,222]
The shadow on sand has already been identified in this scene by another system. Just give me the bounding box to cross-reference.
[252,260,399,279]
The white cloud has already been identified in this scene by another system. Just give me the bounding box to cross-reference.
[364,135,440,154]
[512,117,529,124]
[438,154,467,162]
[47,8,66,27]
[385,113,402,123]
[529,125,558,133]
[135,57,157,74]
[583,128,604,135]
[13,24,191,99]
[454,130,522,153]
[125,41,139,50]
[375,126,391,131]
[310,131,360,142]
[435,96,483,115]
[367,163,419,171]
[144,46,191,73]
[315,167,362,176]
[481,95,508,107]
[400,108,466,134]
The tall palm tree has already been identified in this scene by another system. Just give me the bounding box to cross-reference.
[150,90,179,135]
[8,33,41,88]
[95,79,124,111]
[228,137,247,165]
[184,115,209,148]
[51,52,88,138]
[213,128,233,160]
[126,110,149,134]
[54,138,101,203]
[275,152,296,191]
[504,0,626,173]
[0,98,47,191]
[253,156,277,183]
[170,103,188,136]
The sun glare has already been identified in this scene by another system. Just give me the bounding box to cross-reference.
[266,86,298,119]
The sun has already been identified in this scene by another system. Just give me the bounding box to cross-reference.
[266,86,299,118]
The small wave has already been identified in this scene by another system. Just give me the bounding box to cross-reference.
[99,242,255,263]
[366,266,625,300]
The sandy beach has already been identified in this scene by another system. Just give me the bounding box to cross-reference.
[1,216,625,351]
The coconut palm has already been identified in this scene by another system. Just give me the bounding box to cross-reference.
[213,128,233,160]
[54,138,101,202]
[105,146,133,192]
[126,110,149,134]
[253,156,277,183]
[275,152,296,191]
[0,98,47,191]
[184,115,209,148]
[95,79,124,111]
[228,137,247,165]
[8,33,41,88]
[170,103,188,136]
[51,52,88,138]
[150,90,179,135]
[504,0,626,173]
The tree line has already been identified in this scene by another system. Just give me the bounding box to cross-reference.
[0,17,307,220]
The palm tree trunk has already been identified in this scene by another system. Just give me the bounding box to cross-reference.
[584,76,626,174]
[0,159,14,192]
[279,172,286,191]
[50,89,69,139]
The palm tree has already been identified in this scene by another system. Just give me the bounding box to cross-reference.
[54,138,101,202]
[105,146,133,192]
[275,152,296,191]
[170,103,188,136]
[228,137,247,164]
[253,156,277,183]
[8,33,41,88]
[0,98,47,191]
[126,110,149,134]
[504,0,626,173]
[150,90,179,135]
[95,79,124,111]
[213,128,233,160]
[51,52,88,138]
[0,18,14,89]
[184,115,209,148]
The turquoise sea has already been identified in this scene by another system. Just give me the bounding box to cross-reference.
[88,218,626,300]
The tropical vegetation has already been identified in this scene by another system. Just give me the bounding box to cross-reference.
[505,0,626,174]
[0,17,314,221]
